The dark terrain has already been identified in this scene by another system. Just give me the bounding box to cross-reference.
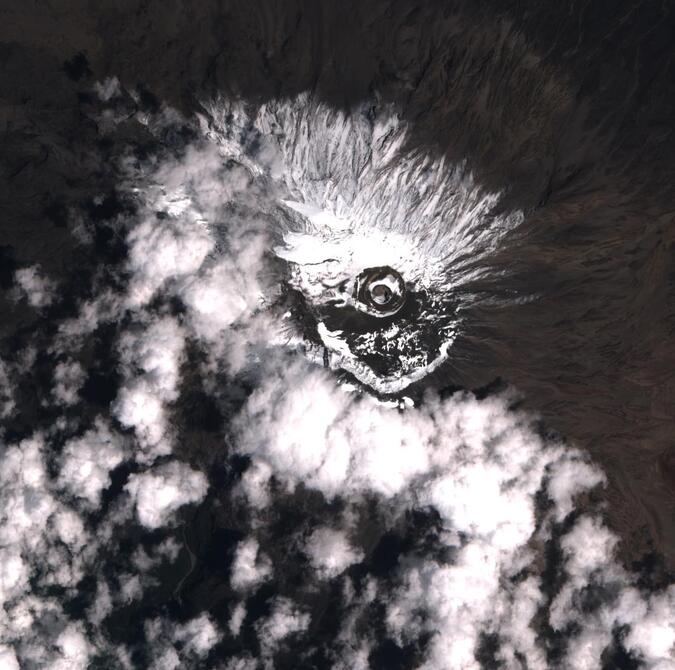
[0,3,674,664]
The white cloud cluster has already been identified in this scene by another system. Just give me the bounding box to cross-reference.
[51,359,86,406]
[118,137,276,380]
[125,461,208,529]
[126,214,213,309]
[234,359,435,498]
[145,613,222,670]
[14,265,55,309]
[0,645,20,670]
[230,537,273,590]
[233,359,675,668]
[94,76,122,102]
[132,537,182,572]
[122,141,267,319]
[0,426,207,664]
[57,419,126,506]
[236,459,274,509]
[49,625,93,670]
[54,290,124,351]
[122,145,232,310]
[0,91,279,668]
[113,316,185,460]
[181,239,267,342]
[549,516,675,669]
[255,597,310,659]
[0,436,95,668]
[0,127,224,666]
[304,527,364,580]
[229,601,247,637]
[0,408,201,668]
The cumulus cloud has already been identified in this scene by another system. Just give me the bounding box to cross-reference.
[181,244,266,341]
[236,459,274,509]
[0,453,203,666]
[145,613,222,670]
[94,76,122,102]
[0,645,20,670]
[546,457,607,522]
[113,316,185,460]
[232,358,675,668]
[132,537,181,572]
[304,527,364,580]
[54,290,124,351]
[121,141,262,313]
[57,419,125,507]
[173,614,222,656]
[548,516,675,669]
[126,215,213,308]
[230,537,273,590]
[234,360,434,497]
[625,588,675,667]
[14,265,55,308]
[255,597,310,658]
[51,625,93,670]
[0,437,96,667]
[125,461,208,529]
[51,359,86,406]
[229,602,247,637]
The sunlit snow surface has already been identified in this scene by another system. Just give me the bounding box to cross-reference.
[0,83,673,670]
[203,94,524,393]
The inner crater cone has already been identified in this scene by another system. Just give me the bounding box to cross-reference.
[356,266,406,316]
